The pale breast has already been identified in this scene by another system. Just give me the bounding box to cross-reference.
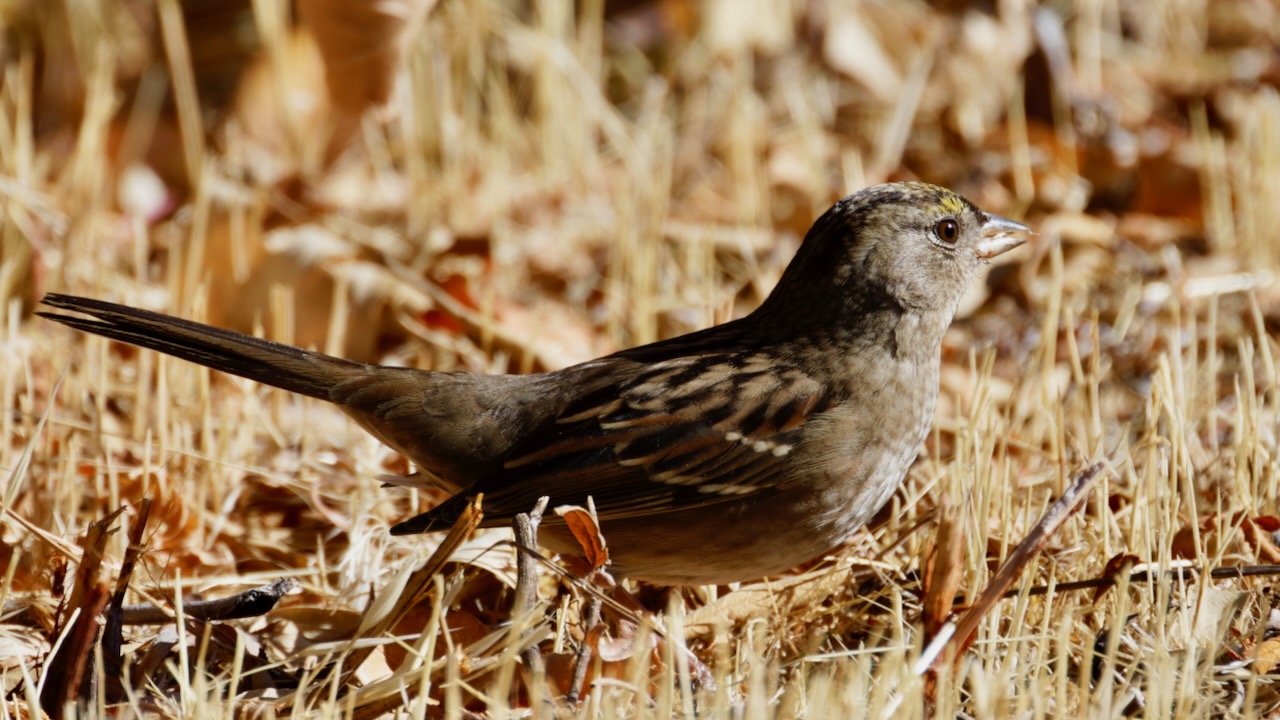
[795,352,940,540]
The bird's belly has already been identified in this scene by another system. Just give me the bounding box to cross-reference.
[537,494,856,585]
[537,440,922,587]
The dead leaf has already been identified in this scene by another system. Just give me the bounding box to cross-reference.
[586,617,651,664]
[1093,553,1139,603]
[921,493,964,639]
[555,502,610,573]
[1173,512,1280,563]
[297,0,434,115]
[1255,637,1280,674]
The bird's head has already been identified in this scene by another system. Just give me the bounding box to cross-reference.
[760,182,1030,328]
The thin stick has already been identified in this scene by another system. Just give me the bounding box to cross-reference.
[513,497,550,682]
[567,595,603,704]
[1011,563,1280,598]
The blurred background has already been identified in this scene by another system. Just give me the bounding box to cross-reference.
[6,0,1276,365]
[5,0,1280,716]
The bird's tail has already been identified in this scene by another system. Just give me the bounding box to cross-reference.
[38,293,368,400]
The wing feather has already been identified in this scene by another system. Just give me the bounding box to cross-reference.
[474,356,832,522]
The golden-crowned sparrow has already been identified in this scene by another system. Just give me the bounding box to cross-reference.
[39,182,1028,585]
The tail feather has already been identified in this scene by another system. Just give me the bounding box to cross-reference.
[38,293,367,400]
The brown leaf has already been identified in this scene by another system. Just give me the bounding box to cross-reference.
[1253,516,1280,532]
[1241,515,1280,563]
[1173,512,1280,563]
[587,617,649,664]
[555,502,610,573]
[1093,553,1139,604]
[43,508,122,718]
[41,582,110,716]
[922,493,964,639]
[419,273,477,335]
[297,0,433,115]
[581,622,627,664]
[1171,524,1200,560]
[1255,638,1280,674]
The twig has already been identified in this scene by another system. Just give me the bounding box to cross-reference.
[567,595,603,705]
[103,499,152,701]
[1011,563,1280,598]
[513,497,550,683]
[41,507,125,717]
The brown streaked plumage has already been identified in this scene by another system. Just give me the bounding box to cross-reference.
[38,181,1029,585]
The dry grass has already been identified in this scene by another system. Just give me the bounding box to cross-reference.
[3,0,1280,717]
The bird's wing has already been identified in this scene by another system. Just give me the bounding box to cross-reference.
[471,354,833,523]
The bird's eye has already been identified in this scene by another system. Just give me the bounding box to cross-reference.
[934,219,959,244]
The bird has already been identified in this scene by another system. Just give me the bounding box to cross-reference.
[38,181,1028,585]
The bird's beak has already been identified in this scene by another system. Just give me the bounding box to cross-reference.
[975,214,1031,260]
